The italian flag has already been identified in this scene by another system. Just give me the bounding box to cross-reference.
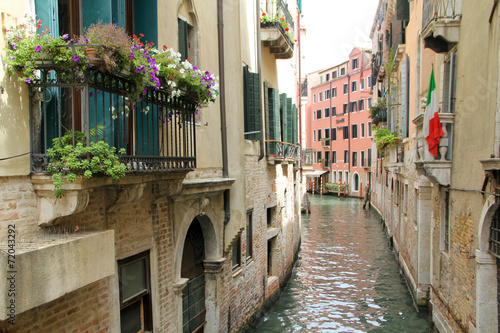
[423,68,444,158]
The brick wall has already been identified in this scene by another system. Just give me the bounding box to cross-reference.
[0,278,111,333]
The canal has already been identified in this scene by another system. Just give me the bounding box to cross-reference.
[255,195,430,332]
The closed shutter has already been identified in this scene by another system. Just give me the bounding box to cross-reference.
[243,66,261,140]
[83,0,112,28]
[292,104,298,144]
[280,93,289,143]
[178,19,189,61]
[401,55,408,138]
[266,87,281,155]
[133,0,158,45]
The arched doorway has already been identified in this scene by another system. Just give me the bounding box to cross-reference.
[181,218,206,333]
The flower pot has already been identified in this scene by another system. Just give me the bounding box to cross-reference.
[85,47,103,66]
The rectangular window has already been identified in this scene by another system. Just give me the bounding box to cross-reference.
[343,126,349,139]
[246,211,253,260]
[313,110,316,121]
[368,148,372,166]
[350,101,357,112]
[324,128,330,139]
[368,122,372,136]
[352,81,357,92]
[324,151,330,166]
[352,151,357,167]
[324,89,330,99]
[332,106,336,116]
[119,251,152,332]
[317,109,322,119]
[313,94,316,103]
[361,150,365,167]
[343,83,348,94]
[344,150,349,164]
[313,130,316,142]
[352,124,358,138]
[341,67,346,76]
[324,107,330,118]
[326,73,330,81]
[442,190,450,252]
[318,128,322,140]
[332,151,336,163]
[359,99,365,111]
[232,236,241,269]
[368,97,372,108]
[317,151,322,163]
[267,207,274,227]
[361,123,365,138]
[319,91,323,102]
[332,87,337,98]
[343,103,348,114]
[352,58,359,70]
[360,78,365,90]
[331,128,337,141]
[367,76,372,88]
[332,71,337,78]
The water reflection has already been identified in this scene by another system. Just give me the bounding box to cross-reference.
[255,195,429,333]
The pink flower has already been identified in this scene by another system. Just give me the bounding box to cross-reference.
[35,45,41,52]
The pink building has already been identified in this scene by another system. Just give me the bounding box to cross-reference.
[305,48,373,195]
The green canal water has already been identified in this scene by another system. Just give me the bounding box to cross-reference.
[255,195,430,333]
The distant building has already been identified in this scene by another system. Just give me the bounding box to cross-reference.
[304,48,373,195]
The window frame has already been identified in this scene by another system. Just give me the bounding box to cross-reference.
[352,57,359,70]
[343,83,348,95]
[352,124,358,139]
[246,210,253,261]
[351,80,357,93]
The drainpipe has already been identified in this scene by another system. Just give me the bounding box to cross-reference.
[329,80,332,182]
[347,74,351,194]
[297,6,302,175]
[257,0,265,161]
[218,0,231,251]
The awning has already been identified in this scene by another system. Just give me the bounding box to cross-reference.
[303,170,328,178]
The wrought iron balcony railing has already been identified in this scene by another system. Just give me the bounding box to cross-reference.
[422,0,461,31]
[421,0,461,52]
[265,140,300,162]
[29,66,197,174]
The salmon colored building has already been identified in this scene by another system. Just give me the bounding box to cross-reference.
[305,48,373,195]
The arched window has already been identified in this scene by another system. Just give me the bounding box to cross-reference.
[353,173,359,192]
[177,0,200,66]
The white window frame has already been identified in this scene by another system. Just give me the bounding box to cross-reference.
[361,122,365,138]
[352,57,359,70]
[343,83,348,95]
[368,122,372,137]
[367,76,372,88]
[332,87,337,98]
[360,78,365,90]
[313,94,316,104]
[319,91,322,102]
[352,80,357,92]
[313,130,316,142]
[359,99,365,111]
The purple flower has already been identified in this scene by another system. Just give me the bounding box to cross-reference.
[193,66,198,70]
[35,45,41,52]
[135,65,145,73]
[84,37,89,43]
[62,34,69,40]
[89,91,93,97]
[17,37,22,40]
[143,87,148,94]
[24,78,31,83]
[11,43,16,49]
[129,51,134,60]
[73,56,79,62]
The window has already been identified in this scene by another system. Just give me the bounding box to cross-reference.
[350,101,357,112]
[332,87,337,98]
[318,128,322,140]
[313,94,316,103]
[317,151,322,163]
[119,251,152,332]
[368,122,372,136]
[267,206,274,226]
[359,99,365,111]
[343,103,348,114]
[414,189,419,224]
[367,75,372,88]
[352,58,359,70]
[332,70,337,78]
[317,109,322,119]
[324,128,330,139]
[313,130,316,142]
[344,150,349,164]
[352,151,357,166]
[243,66,261,140]
[332,106,337,116]
[343,126,349,139]
[324,107,330,118]
[352,80,357,92]
[368,148,372,166]
[361,123,365,138]
[313,110,316,121]
[324,151,330,166]
[246,211,253,260]
[326,73,330,81]
[232,236,241,269]
[361,150,365,167]
[324,89,330,99]
[368,98,372,108]
[332,151,336,163]
[404,184,408,216]
[331,128,337,141]
[442,190,450,252]
[360,78,365,90]
[352,124,358,138]
[343,83,348,94]
[319,91,323,102]
[341,67,346,76]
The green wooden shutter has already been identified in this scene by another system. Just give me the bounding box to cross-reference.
[286,97,293,144]
[134,0,158,45]
[292,104,297,144]
[266,87,281,155]
[112,0,126,28]
[83,0,112,27]
[280,93,289,143]
[178,19,189,61]
[243,66,261,141]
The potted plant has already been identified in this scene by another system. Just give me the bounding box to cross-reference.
[47,128,126,198]
[373,128,401,155]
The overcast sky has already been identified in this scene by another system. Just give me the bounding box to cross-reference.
[301,0,379,75]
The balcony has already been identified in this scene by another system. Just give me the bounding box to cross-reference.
[302,148,313,166]
[28,65,197,223]
[266,140,300,164]
[321,139,330,148]
[261,0,294,59]
[413,112,455,186]
[422,0,462,53]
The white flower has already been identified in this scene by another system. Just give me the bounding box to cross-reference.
[144,106,150,114]
[168,64,176,69]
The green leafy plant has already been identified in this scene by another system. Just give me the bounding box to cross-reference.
[47,128,126,198]
[326,183,348,191]
[373,128,401,155]
[260,12,294,44]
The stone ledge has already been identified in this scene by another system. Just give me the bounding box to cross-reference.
[0,230,114,321]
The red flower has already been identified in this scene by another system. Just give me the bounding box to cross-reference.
[139,33,145,37]
[280,17,284,21]
[44,27,50,32]
[285,27,289,31]
[186,58,191,62]
[262,12,266,16]
[133,34,137,38]
[260,18,263,22]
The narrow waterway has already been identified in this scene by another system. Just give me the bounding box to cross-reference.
[255,195,429,333]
